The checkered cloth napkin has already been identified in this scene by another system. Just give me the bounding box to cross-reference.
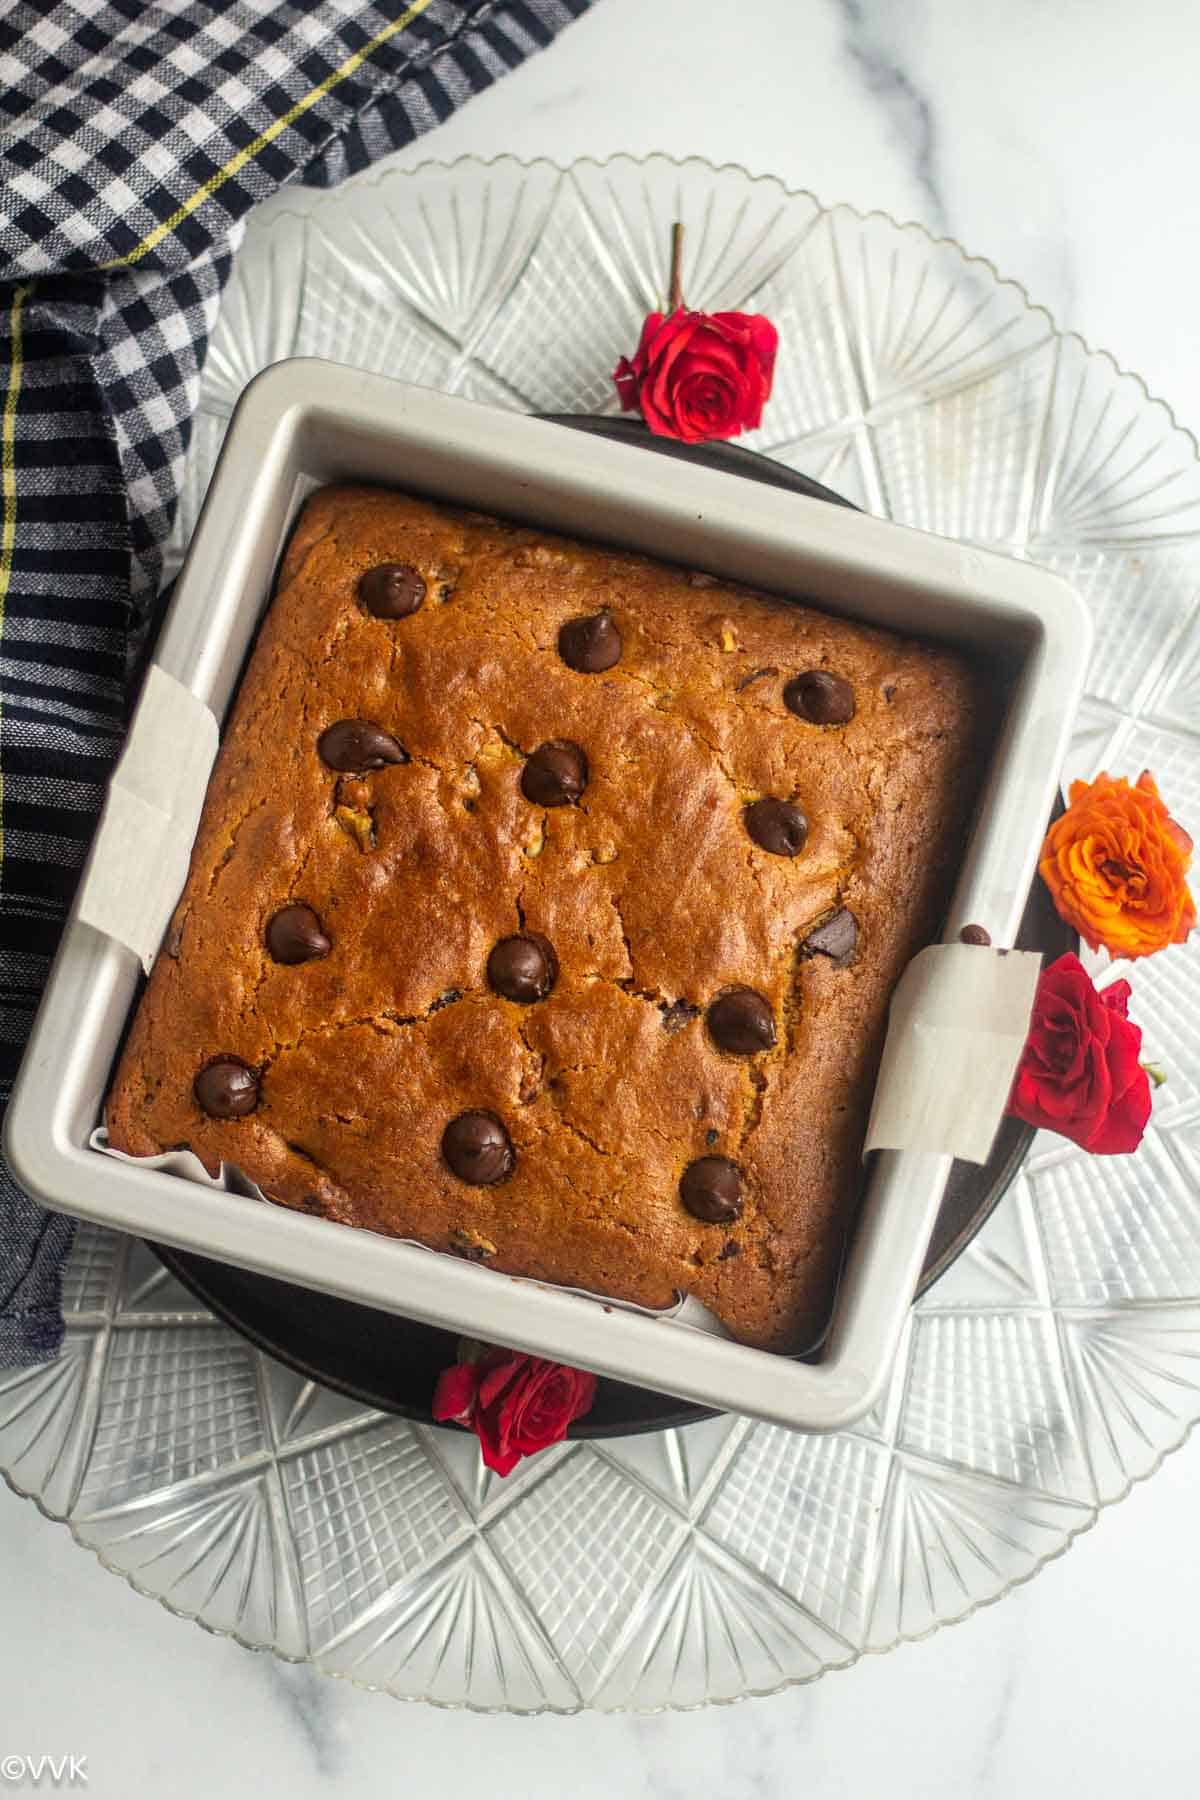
[0,0,596,1367]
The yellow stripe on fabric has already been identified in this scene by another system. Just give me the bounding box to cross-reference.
[102,0,436,270]
[0,283,32,876]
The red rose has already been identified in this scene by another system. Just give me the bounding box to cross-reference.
[614,307,778,443]
[1006,952,1151,1154]
[432,1345,598,1476]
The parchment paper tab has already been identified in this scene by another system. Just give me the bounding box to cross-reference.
[76,664,218,972]
[864,944,1041,1164]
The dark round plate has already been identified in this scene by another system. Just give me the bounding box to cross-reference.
[151,416,1071,1439]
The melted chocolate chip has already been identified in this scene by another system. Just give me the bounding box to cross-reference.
[707,987,776,1056]
[266,904,331,965]
[194,1057,259,1120]
[442,1111,515,1186]
[717,1239,741,1260]
[960,923,992,946]
[521,739,588,806]
[488,933,558,1003]
[802,908,858,966]
[783,669,856,725]
[318,720,408,772]
[358,562,426,619]
[680,1155,743,1224]
[744,797,808,857]
[558,611,622,672]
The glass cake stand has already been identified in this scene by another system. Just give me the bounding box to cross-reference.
[3,154,1199,1713]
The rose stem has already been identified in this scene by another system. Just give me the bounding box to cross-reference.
[668,220,685,313]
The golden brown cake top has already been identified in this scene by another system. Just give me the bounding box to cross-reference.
[106,484,982,1350]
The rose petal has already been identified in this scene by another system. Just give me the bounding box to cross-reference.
[476,1354,524,1413]
[473,1416,523,1477]
[1100,978,1133,1020]
[637,312,669,358]
[613,357,641,412]
[1084,1062,1152,1153]
[432,1362,479,1425]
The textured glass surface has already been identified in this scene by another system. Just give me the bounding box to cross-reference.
[4,155,1199,1712]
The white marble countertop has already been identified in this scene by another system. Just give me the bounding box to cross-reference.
[4,0,1199,1792]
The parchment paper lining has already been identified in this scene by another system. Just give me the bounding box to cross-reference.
[75,666,218,974]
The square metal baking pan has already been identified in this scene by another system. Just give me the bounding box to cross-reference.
[5,360,1092,1431]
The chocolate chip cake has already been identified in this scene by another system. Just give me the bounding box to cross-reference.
[106,484,984,1351]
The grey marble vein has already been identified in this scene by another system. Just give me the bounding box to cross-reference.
[260,1659,348,1780]
[972,1661,1020,1796]
[831,0,948,230]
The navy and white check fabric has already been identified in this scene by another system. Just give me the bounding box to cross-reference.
[0,0,596,1366]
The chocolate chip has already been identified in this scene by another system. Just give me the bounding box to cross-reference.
[442,1111,515,1186]
[558,611,621,672]
[707,987,776,1056]
[783,669,856,725]
[318,720,408,772]
[706,1128,720,1147]
[661,998,701,1035]
[358,563,425,619]
[717,1239,741,1260]
[194,1057,259,1120]
[680,1155,743,1224]
[266,904,331,965]
[960,923,992,946]
[744,797,808,857]
[488,932,558,1003]
[521,739,588,806]
[802,908,858,965]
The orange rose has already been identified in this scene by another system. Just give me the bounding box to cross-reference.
[1039,770,1195,960]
